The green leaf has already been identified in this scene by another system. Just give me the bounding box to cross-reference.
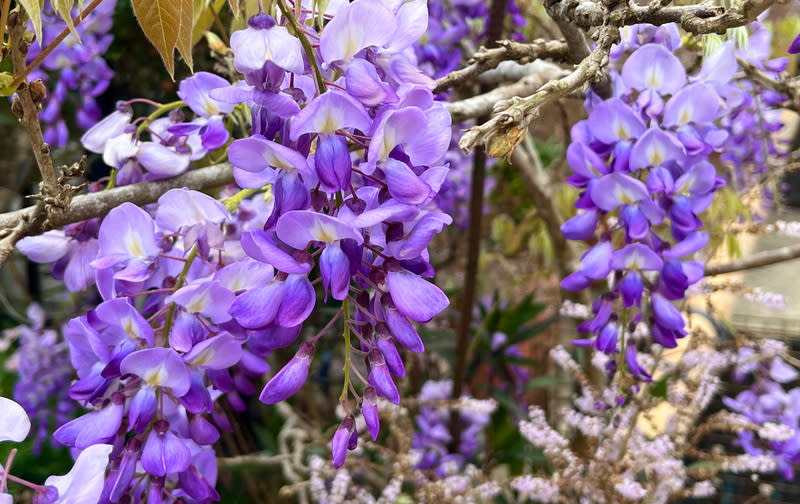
[193,0,227,45]
[649,377,669,399]
[525,375,563,390]
[52,0,79,40]
[131,0,193,77]
[0,72,17,96]
[18,0,43,45]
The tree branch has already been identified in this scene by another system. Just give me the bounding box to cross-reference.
[433,39,569,94]
[445,61,569,123]
[546,0,772,34]
[704,242,800,276]
[458,26,618,157]
[0,163,234,266]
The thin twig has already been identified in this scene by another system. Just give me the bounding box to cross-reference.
[8,0,105,92]
[433,39,569,94]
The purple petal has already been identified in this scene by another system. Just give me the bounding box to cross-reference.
[629,128,686,170]
[259,343,314,403]
[277,274,316,327]
[610,243,663,271]
[228,281,284,329]
[663,83,721,127]
[386,269,448,323]
[137,142,190,177]
[230,24,304,75]
[385,309,424,352]
[362,387,380,441]
[177,72,235,116]
[276,210,364,249]
[228,136,311,175]
[241,230,312,274]
[184,333,244,370]
[141,430,192,477]
[591,173,648,211]
[587,98,646,144]
[289,91,372,139]
[320,0,396,63]
[621,43,686,94]
[120,348,192,396]
[662,231,708,259]
[16,231,69,262]
[320,243,351,301]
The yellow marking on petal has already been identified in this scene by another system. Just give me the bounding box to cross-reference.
[123,317,138,340]
[203,100,219,116]
[646,70,661,89]
[649,148,664,166]
[320,111,339,134]
[679,108,691,125]
[190,349,213,368]
[145,364,167,387]
[312,220,337,243]
[615,124,629,141]
[126,232,145,258]
[187,297,207,314]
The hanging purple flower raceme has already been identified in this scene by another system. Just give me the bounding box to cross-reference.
[214,0,453,468]
[46,187,283,502]
[715,22,789,200]
[411,380,496,476]
[25,0,117,147]
[3,304,76,454]
[17,0,454,490]
[724,340,800,480]
[562,38,734,381]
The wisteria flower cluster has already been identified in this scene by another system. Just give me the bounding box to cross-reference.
[561,31,755,381]
[3,304,75,454]
[14,0,454,498]
[725,339,800,479]
[26,0,116,148]
[411,380,495,475]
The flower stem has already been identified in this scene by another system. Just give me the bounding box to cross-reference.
[276,0,326,94]
[135,100,185,137]
[161,245,199,344]
[339,298,352,402]
[6,0,105,93]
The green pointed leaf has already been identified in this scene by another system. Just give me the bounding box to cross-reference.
[18,0,43,45]
[52,0,79,40]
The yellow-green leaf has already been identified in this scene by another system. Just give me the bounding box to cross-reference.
[53,0,79,40]
[192,0,227,45]
[176,0,195,71]
[18,0,43,45]
[131,0,188,77]
[0,72,17,96]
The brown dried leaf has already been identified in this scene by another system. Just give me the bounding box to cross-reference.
[52,0,79,41]
[131,0,188,77]
[228,0,240,16]
[487,125,527,160]
[18,0,43,44]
